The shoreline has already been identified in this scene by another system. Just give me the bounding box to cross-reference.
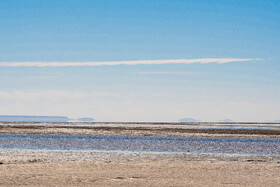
[1,123,280,137]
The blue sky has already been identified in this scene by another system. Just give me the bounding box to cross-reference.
[0,0,279,121]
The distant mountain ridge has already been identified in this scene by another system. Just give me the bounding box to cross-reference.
[220,119,234,122]
[179,118,200,122]
[0,115,94,122]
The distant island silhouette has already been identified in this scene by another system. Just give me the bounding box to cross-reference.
[0,115,94,122]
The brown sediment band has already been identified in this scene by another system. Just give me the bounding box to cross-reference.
[1,125,280,135]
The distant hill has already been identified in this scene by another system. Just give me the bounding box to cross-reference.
[0,115,95,122]
[220,119,234,122]
[77,118,95,122]
[0,115,70,122]
[179,118,200,122]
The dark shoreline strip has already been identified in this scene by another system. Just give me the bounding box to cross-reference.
[1,122,280,125]
[1,125,280,135]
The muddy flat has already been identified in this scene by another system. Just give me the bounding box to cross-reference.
[0,122,280,186]
[1,122,280,137]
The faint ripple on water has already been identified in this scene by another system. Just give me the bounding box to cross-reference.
[0,134,279,156]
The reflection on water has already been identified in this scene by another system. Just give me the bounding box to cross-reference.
[0,134,279,156]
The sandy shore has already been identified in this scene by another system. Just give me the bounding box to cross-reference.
[1,150,280,187]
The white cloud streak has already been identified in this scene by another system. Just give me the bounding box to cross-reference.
[0,90,120,101]
[0,58,261,67]
[137,72,200,75]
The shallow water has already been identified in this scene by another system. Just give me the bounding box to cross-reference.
[0,134,279,156]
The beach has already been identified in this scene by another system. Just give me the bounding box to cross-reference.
[1,122,280,186]
[1,150,280,187]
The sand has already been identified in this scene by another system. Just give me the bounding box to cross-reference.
[2,161,280,187]
[1,150,280,187]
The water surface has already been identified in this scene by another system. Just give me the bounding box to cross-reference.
[0,134,279,156]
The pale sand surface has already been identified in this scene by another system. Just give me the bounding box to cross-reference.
[1,160,280,187]
[1,150,280,187]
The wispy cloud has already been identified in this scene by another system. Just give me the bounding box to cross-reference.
[137,72,200,75]
[0,90,120,101]
[27,76,59,80]
[0,58,261,67]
